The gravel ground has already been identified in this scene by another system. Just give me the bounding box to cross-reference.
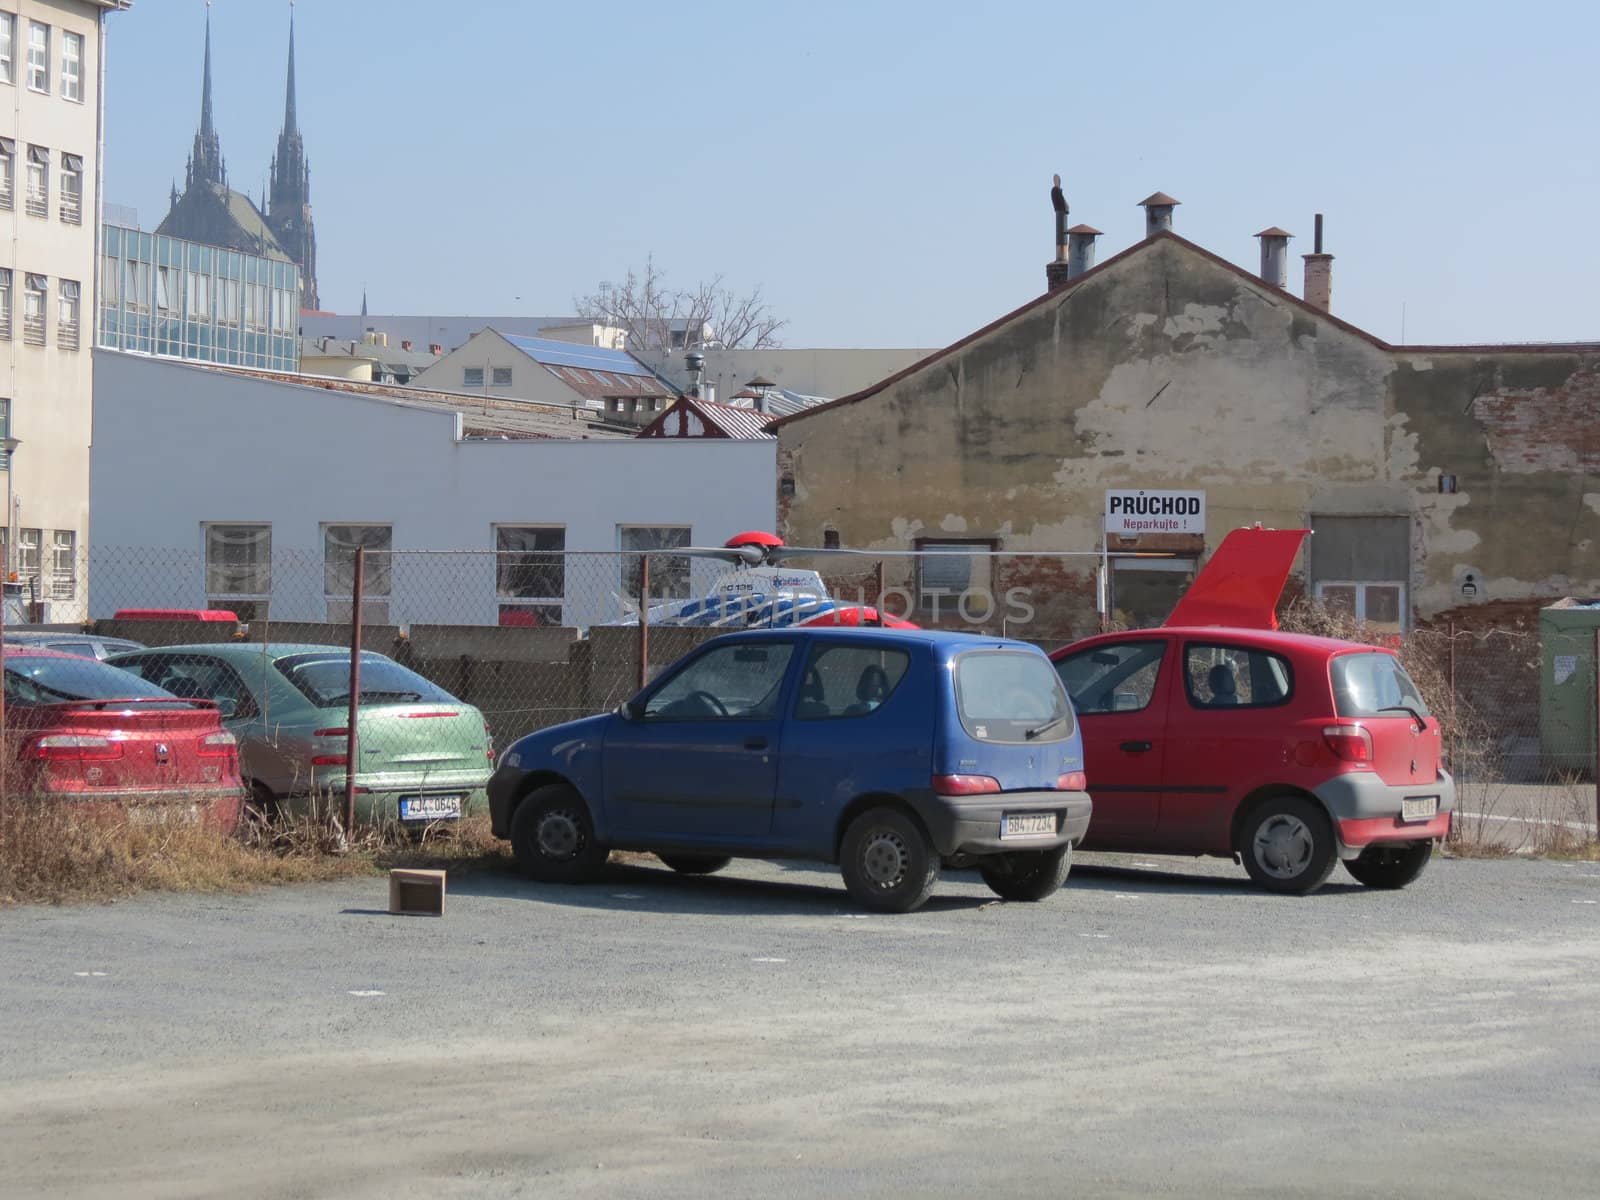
[3,850,1599,1198]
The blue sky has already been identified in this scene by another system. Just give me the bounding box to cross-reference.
[105,0,1599,348]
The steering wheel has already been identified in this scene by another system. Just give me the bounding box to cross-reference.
[687,690,729,717]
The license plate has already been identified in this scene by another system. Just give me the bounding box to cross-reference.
[1000,812,1056,840]
[399,794,464,821]
[1400,795,1438,823]
[127,803,200,826]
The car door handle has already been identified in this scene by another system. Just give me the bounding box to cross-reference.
[1120,740,1153,753]
[744,737,769,751]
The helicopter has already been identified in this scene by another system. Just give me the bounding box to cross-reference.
[614,531,919,630]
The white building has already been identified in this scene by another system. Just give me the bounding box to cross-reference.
[2,0,127,617]
[89,350,776,628]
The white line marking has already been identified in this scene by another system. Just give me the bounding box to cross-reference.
[1574,900,1598,905]
[72,971,108,978]
[751,957,788,963]
[610,893,643,900]
[1113,893,1139,900]
[1457,811,1597,833]
[347,990,386,997]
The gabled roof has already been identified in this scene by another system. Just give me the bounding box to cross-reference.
[497,332,676,402]
[767,230,1600,430]
[638,396,777,440]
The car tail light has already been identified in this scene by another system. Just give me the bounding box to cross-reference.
[199,730,237,757]
[1322,724,1374,767]
[31,734,123,761]
[933,774,1002,795]
[1056,771,1088,792]
[312,727,349,767]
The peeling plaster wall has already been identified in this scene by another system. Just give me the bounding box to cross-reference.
[778,236,1600,629]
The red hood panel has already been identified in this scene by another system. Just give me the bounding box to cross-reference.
[1163,528,1309,630]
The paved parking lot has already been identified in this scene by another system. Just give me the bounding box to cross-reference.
[3,851,1599,1198]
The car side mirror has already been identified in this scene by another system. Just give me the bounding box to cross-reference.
[617,699,642,721]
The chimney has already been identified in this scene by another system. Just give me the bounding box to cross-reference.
[1302,213,1333,311]
[1138,191,1180,236]
[684,350,705,397]
[1067,224,1102,279]
[1046,173,1073,291]
[1255,227,1292,288]
[400,339,413,351]
[428,343,443,356]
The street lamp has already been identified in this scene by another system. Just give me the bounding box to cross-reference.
[2,437,20,579]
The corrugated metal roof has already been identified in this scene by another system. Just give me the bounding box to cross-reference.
[638,397,776,440]
[502,334,655,377]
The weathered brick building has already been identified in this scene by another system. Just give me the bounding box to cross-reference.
[771,196,1600,642]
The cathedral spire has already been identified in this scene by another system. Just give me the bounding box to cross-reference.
[283,5,298,138]
[187,4,226,189]
[266,1,320,310]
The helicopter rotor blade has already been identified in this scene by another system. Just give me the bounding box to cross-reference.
[676,545,766,565]
[765,546,874,562]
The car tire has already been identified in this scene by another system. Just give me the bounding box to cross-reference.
[244,781,278,824]
[657,853,733,875]
[839,806,940,913]
[979,844,1073,902]
[1239,795,1338,895]
[1344,839,1433,890]
[510,784,608,883]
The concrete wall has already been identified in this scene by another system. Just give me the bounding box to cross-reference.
[775,234,1600,636]
[89,350,776,624]
[2,0,109,619]
[299,353,373,382]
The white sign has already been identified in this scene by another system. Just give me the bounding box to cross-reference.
[1554,654,1578,685]
[1104,489,1206,536]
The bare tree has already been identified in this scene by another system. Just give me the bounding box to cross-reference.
[575,255,787,351]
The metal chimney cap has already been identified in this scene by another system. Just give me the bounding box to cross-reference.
[1137,191,1181,208]
[745,375,776,388]
[1255,226,1294,239]
[1066,224,1104,235]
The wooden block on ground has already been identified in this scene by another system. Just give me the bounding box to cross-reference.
[389,868,446,916]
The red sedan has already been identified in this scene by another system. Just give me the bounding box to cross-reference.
[3,646,245,831]
[1052,528,1453,894]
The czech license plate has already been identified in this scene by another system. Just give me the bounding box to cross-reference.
[1001,812,1057,840]
[1400,795,1438,823]
[127,803,201,826]
[400,794,464,821]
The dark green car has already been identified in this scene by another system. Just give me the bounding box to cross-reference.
[108,643,492,825]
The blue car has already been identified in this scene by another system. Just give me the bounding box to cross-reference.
[488,628,1092,912]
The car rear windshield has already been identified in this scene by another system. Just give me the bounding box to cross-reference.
[4,654,181,705]
[1330,652,1431,719]
[954,650,1075,743]
[274,653,452,709]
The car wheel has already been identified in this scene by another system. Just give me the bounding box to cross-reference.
[656,853,732,875]
[1344,840,1433,890]
[1239,795,1338,895]
[839,806,940,913]
[510,784,608,883]
[979,844,1073,902]
[244,781,278,824]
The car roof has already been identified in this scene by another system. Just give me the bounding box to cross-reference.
[1057,626,1390,657]
[704,626,1044,653]
[110,642,373,659]
[2,644,91,660]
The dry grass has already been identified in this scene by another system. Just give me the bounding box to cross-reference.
[0,791,511,907]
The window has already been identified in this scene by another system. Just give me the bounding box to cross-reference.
[59,152,82,223]
[1,13,14,85]
[274,651,449,708]
[491,366,513,387]
[186,270,209,318]
[57,279,79,351]
[0,269,11,340]
[23,274,46,345]
[955,650,1075,742]
[50,531,75,600]
[914,538,996,614]
[0,137,13,210]
[322,524,392,624]
[26,21,45,93]
[1056,639,1167,715]
[117,653,259,719]
[795,644,912,720]
[24,143,46,218]
[218,277,238,325]
[17,527,40,576]
[156,265,176,313]
[1111,557,1197,629]
[463,366,484,388]
[4,654,177,708]
[1331,652,1430,720]
[620,525,691,603]
[643,642,795,720]
[60,30,81,102]
[495,525,565,626]
[204,523,272,615]
[1183,643,1293,710]
[1314,581,1406,631]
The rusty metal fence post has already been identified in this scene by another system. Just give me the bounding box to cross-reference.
[1593,626,1599,836]
[0,576,7,808]
[872,561,886,626]
[343,545,365,836]
[637,553,650,692]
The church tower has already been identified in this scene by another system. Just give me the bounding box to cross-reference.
[185,6,226,192]
[265,10,319,311]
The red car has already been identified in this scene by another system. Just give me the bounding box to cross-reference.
[1052,528,1453,894]
[3,646,245,831]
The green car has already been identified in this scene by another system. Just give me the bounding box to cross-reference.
[107,643,492,825]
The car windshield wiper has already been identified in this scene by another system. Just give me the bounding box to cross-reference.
[1377,704,1427,729]
[1025,714,1070,740]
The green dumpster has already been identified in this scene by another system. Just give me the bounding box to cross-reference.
[1539,599,1600,774]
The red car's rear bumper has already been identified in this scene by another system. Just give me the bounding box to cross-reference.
[1338,811,1451,848]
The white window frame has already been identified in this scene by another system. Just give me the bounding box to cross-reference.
[1,13,15,86]
[57,279,79,351]
[204,522,272,614]
[17,527,40,576]
[51,530,76,600]
[26,21,46,93]
[491,365,513,388]
[619,524,692,603]
[1313,580,1408,631]
[60,29,81,102]
[0,269,11,340]
[494,524,565,625]
[0,140,12,211]
[914,538,997,613]
[24,144,46,219]
[321,523,393,624]
[22,274,46,346]
[59,153,81,223]
[463,366,484,389]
